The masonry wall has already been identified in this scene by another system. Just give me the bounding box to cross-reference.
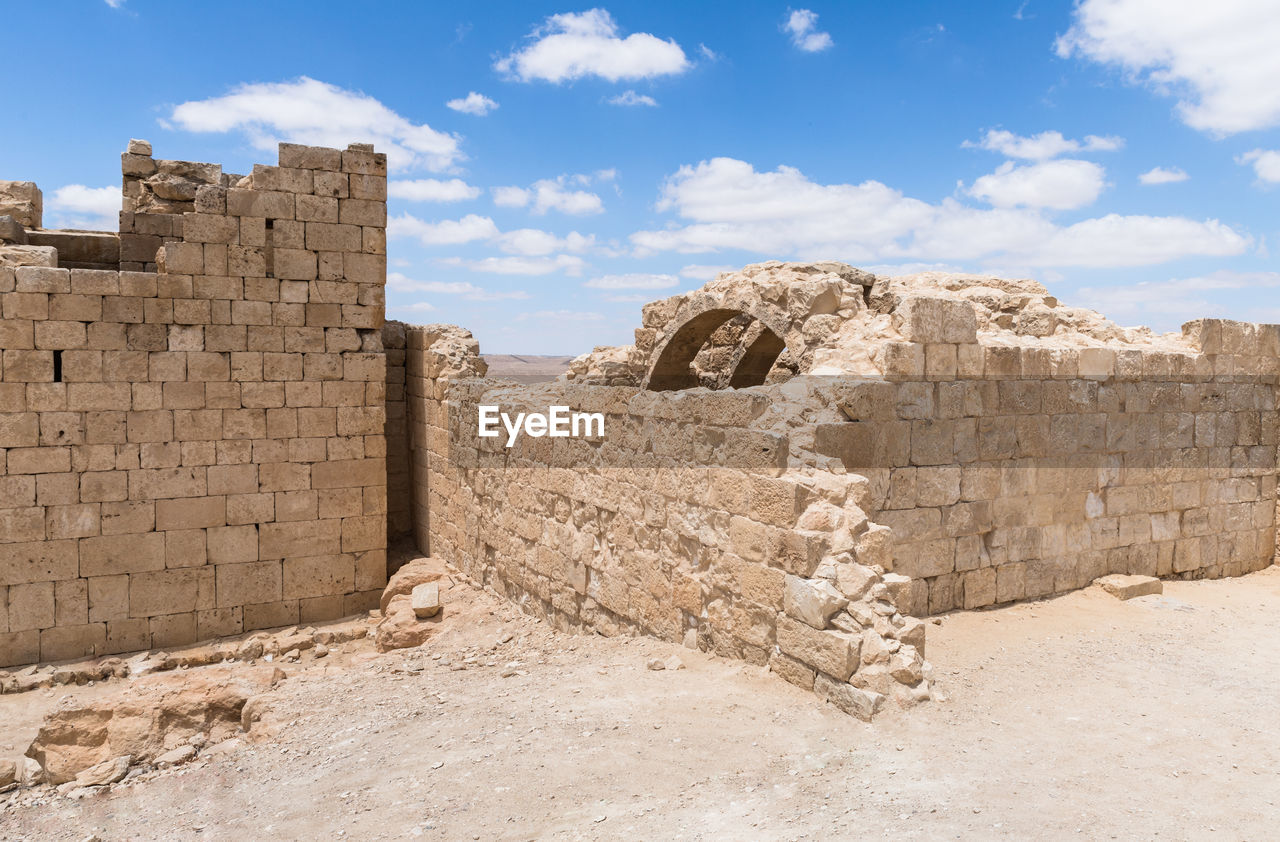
[399,325,930,718]
[810,318,1280,616]
[0,141,389,667]
[393,315,1280,715]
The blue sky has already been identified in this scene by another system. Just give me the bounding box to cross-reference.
[4,0,1278,353]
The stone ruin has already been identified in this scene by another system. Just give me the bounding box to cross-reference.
[2,141,1278,722]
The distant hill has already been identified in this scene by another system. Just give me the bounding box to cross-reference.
[482,354,576,383]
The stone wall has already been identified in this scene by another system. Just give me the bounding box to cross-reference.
[398,325,929,718]
[813,325,1279,615]
[0,141,389,667]
[389,307,1279,717]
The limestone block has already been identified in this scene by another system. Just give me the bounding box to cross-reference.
[0,180,42,228]
[775,614,860,680]
[783,575,848,629]
[1094,573,1162,600]
[411,582,441,618]
[813,672,884,721]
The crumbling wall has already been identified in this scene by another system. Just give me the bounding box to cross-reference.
[400,325,930,718]
[0,141,389,667]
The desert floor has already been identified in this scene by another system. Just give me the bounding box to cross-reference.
[4,566,1280,840]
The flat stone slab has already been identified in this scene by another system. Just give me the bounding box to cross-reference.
[411,582,441,618]
[1095,574,1163,601]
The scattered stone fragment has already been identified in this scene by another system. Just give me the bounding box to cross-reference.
[411,582,442,619]
[0,759,15,787]
[25,665,284,784]
[380,557,451,614]
[646,658,666,671]
[1095,574,1163,600]
[154,745,196,768]
[73,756,131,787]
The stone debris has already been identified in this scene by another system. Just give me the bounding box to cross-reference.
[380,557,451,614]
[411,582,442,619]
[154,745,196,768]
[0,758,15,788]
[1095,575,1164,601]
[24,664,284,784]
[71,756,131,788]
[0,618,369,698]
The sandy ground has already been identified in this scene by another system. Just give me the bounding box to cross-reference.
[4,567,1280,840]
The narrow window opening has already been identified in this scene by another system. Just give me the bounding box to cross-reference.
[264,218,275,278]
[52,349,63,383]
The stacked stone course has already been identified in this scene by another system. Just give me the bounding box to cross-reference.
[0,140,389,667]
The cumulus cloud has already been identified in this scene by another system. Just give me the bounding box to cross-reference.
[784,9,834,52]
[966,159,1107,209]
[491,177,604,215]
[964,129,1123,160]
[516,309,605,321]
[388,301,437,316]
[388,272,529,301]
[583,273,678,289]
[679,264,735,280]
[608,90,658,107]
[629,157,1251,268]
[1075,270,1280,329]
[445,255,588,276]
[495,9,689,83]
[1056,0,1280,135]
[45,185,118,231]
[495,229,595,256]
[388,178,481,202]
[166,77,462,172]
[1237,149,1280,183]
[1138,166,1190,185]
[446,92,498,116]
[389,213,499,245]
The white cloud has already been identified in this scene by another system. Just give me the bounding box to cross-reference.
[388,301,437,316]
[491,177,604,215]
[389,213,499,245]
[1138,166,1190,185]
[495,9,689,83]
[583,273,678,290]
[966,159,1107,209]
[46,185,118,231]
[679,263,735,280]
[444,255,587,276]
[784,9,834,52]
[1074,270,1280,328]
[516,310,605,322]
[1237,149,1280,183]
[964,129,1124,160]
[1056,0,1280,135]
[104,0,124,7]
[388,178,481,202]
[388,272,529,301]
[630,157,1251,268]
[166,77,462,172]
[608,90,658,107]
[492,186,531,208]
[446,92,498,116]
[495,228,594,256]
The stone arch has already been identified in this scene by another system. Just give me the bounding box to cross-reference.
[728,325,788,388]
[643,301,796,391]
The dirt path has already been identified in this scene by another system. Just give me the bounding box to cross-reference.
[4,568,1280,840]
